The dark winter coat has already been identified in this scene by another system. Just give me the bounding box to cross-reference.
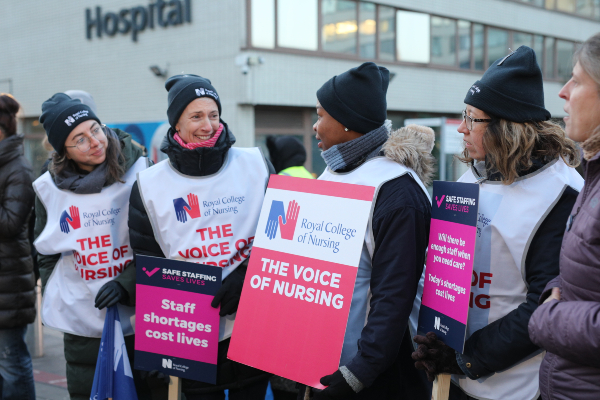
[529,150,600,400]
[128,123,275,394]
[34,128,145,400]
[0,134,36,328]
[455,158,579,382]
[266,135,306,174]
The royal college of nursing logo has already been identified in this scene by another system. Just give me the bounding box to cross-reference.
[60,206,81,234]
[173,193,201,223]
[265,200,300,240]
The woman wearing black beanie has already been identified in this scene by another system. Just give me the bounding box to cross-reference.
[128,74,275,399]
[412,46,583,400]
[33,93,151,400]
[0,93,36,399]
[300,62,435,400]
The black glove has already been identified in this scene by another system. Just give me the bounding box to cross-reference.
[211,264,246,316]
[412,332,464,382]
[139,369,170,386]
[94,281,128,309]
[313,370,355,400]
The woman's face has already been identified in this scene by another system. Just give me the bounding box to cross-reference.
[458,105,489,162]
[313,101,361,151]
[176,98,220,144]
[559,61,600,143]
[64,120,107,172]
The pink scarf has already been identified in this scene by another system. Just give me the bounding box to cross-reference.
[174,124,224,149]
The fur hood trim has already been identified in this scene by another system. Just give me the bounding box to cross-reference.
[382,124,436,186]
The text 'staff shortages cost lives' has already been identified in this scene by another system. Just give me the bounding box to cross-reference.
[418,181,479,353]
[228,175,374,388]
[135,255,221,384]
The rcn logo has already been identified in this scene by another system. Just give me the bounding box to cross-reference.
[434,316,441,330]
[265,200,300,240]
[60,206,81,234]
[162,358,172,369]
[173,193,201,223]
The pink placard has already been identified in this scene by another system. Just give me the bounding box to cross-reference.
[421,219,476,324]
[228,247,358,388]
[135,284,219,363]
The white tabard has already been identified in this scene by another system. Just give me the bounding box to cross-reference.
[320,156,430,366]
[34,157,148,338]
[136,147,269,341]
[454,158,583,400]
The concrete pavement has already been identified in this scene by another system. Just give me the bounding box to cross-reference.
[32,326,69,400]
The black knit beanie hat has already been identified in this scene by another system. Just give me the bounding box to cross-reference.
[464,46,551,122]
[165,74,221,129]
[39,93,101,153]
[317,62,389,134]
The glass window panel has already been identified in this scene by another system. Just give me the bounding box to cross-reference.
[487,28,509,67]
[473,24,484,70]
[431,17,457,66]
[533,35,544,71]
[359,2,376,58]
[576,0,595,16]
[322,0,358,54]
[546,0,557,8]
[458,20,471,69]
[278,0,318,50]
[378,5,395,60]
[557,0,576,11]
[396,10,430,63]
[519,0,545,5]
[545,37,556,77]
[513,32,533,50]
[251,0,275,48]
[557,40,575,80]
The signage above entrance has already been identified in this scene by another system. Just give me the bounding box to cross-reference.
[86,0,192,42]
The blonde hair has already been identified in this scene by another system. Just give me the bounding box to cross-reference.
[458,119,580,185]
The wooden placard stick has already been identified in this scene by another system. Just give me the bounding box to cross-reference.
[433,374,451,400]
[168,375,182,400]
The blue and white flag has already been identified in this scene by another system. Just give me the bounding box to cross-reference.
[90,306,138,400]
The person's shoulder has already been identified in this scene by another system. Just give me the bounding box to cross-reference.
[374,174,431,217]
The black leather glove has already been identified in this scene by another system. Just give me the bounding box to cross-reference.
[94,281,128,309]
[139,369,170,386]
[211,264,246,316]
[412,332,464,382]
[313,370,355,400]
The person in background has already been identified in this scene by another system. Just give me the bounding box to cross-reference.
[528,33,600,400]
[129,74,274,400]
[0,93,36,400]
[266,135,314,178]
[34,93,150,400]
[299,62,434,400]
[412,46,583,400]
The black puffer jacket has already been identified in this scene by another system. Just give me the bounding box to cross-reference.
[0,134,36,328]
[129,122,275,394]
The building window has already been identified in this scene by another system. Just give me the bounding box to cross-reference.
[248,0,579,81]
[251,0,274,48]
[488,28,510,66]
[431,17,457,67]
[458,20,472,69]
[545,37,556,77]
[473,24,485,70]
[513,0,600,20]
[378,5,395,60]
[396,10,430,63]
[277,0,318,50]
[322,0,358,54]
[359,2,376,58]
[557,40,575,80]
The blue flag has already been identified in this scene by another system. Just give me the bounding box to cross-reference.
[90,306,138,400]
